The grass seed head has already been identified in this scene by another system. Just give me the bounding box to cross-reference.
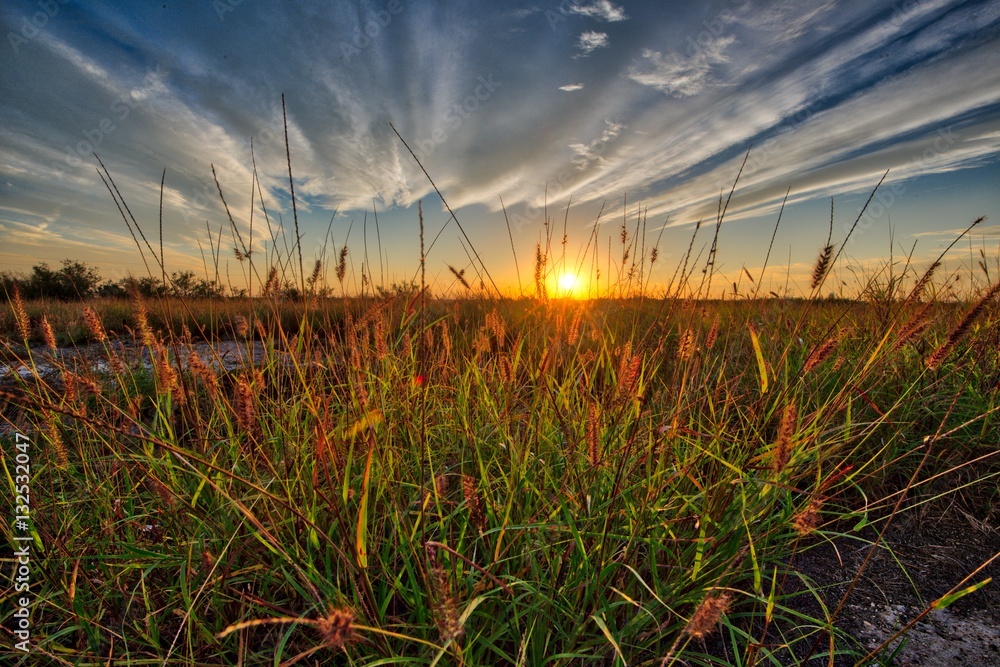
[83,306,108,344]
[811,244,834,291]
[587,403,601,466]
[10,285,31,342]
[485,308,506,342]
[448,264,471,290]
[188,350,218,398]
[153,342,179,395]
[234,314,249,339]
[567,308,583,346]
[336,246,348,284]
[429,552,463,642]
[803,336,838,374]
[308,258,322,290]
[684,592,732,639]
[234,372,259,438]
[41,314,57,350]
[462,474,486,532]
[44,410,69,470]
[439,319,452,360]
[316,607,356,650]
[895,300,934,351]
[63,371,79,406]
[926,279,1000,370]
[678,328,696,361]
[792,498,823,536]
[617,342,640,398]
[705,316,720,350]
[498,354,514,384]
[534,244,547,300]
[772,400,798,474]
[906,260,940,306]
[135,301,155,347]
[263,266,279,296]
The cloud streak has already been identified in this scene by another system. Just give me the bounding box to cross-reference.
[0,0,997,284]
[576,30,609,56]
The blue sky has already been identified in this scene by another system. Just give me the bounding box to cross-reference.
[2,0,999,296]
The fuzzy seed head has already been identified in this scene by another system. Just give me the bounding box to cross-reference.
[485,309,506,342]
[804,336,838,374]
[188,350,218,398]
[792,498,823,536]
[811,244,834,291]
[926,280,1000,370]
[429,554,463,642]
[567,308,583,346]
[448,264,471,290]
[83,306,107,344]
[684,592,732,639]
[10,285,31,342]
[44,410,69,470]
[586,403,601,466]
[153,342,179,394]
[336,247,349,284]
[678,328,696,361]
[316,607,356,650]
[233,372,258,438]
[41,315,57,350]
[462,475,486,532]
[705,317,720,350]
[772,400,798,474]
[135,301,155,347]
[233,314,249,339]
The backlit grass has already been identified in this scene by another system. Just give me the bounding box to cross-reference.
[1,153,998,665]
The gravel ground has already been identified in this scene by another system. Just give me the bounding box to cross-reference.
[788,482,1000,666]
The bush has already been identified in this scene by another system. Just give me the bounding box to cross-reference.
[1,259,104,300]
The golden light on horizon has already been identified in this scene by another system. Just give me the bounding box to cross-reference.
[555,271,587,299]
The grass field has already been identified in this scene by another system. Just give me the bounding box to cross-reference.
[2,250,999,665]
[1,162,999,665]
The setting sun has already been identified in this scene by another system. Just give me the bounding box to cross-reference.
[555,271,585,298]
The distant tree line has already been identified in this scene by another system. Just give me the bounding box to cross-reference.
[1,259,226,300]
[1,259,429,301]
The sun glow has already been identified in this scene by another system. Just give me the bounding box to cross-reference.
[555,271,586,298]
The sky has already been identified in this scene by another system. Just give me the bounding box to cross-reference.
[2,0,999,298]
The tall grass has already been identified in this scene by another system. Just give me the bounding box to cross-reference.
[1,157,998,665]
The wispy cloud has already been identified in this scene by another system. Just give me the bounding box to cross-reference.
[626,36,735,97]
[0,0,997,282]
[567,0,628,22]
[569,119,624,170]
[576,30,609,57]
